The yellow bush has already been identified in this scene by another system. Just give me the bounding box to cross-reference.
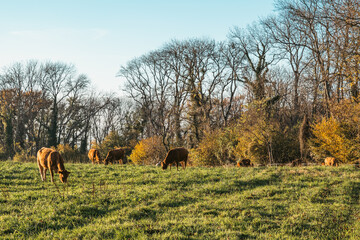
[13,151,36,162]
[190,132,219,166]
[310,117,352,163]
[129,136,166,165]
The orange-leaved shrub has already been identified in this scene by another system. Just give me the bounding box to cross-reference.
[129,136,166,165]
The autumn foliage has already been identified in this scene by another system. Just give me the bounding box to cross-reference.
[1,1,360,166]
[129,136,167,165]
[309,100,360,163]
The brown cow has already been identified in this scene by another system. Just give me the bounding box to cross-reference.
[37,147,70,183]
[237,158,253,167]
[324,157,339,166]
[161,147,188,170]
[103,148,125,165]
[291,158,303,167]
[88,149,101,164]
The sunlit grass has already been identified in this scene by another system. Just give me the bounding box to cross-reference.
[0,161,359,239]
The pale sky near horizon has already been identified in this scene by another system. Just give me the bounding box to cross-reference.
[0,0,275,94]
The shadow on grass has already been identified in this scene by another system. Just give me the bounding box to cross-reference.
[233,173,281,190]
[128,207,158,221]
[343,181,360,203]
[158,196,195,208]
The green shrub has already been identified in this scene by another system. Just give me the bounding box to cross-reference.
[91,131,125,160]
[56,144,86,163]
[191,128,238,166]
[192,101,301,166]
[0,148,7,160]
[271,128,300,164]
[233,101,284,165]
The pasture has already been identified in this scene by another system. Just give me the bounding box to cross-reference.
[0,161,359,239]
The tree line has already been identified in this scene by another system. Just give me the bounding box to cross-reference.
[0,61,138,160]
[1,0,360,165]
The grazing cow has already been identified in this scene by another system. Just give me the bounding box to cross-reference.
[88,149,101,164]
[324,157,339,166]
[103,148,125,165]
[37,147,70,183]
[161,147,188,170]
[291,158,303,167]
[237,158,253,167]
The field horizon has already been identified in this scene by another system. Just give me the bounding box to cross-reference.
[0,161,359,239]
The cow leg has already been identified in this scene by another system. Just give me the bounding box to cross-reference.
[176,162,179,171]
[47,161,54,182]
[49,169,54,183]
[43,168,47,181]
[37,161,45,181]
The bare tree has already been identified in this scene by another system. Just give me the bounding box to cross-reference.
[216,41,244,127]
[0,60,50,156]
[162,42,189,146]
[39,61,89,147]
[119,49,173,148]
[229,23,277,101]
[262,13,310,119]
[168,39,225,146]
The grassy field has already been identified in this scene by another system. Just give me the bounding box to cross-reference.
[0,161,359,239]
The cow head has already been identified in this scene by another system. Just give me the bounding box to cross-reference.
[103,156,111,165]
[59,170,70,183]
[161,162,168,170]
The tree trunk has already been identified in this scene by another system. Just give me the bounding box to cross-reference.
[2,114,15,158]
[47,100,58,147]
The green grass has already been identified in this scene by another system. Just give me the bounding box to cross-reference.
[0,161,359,239]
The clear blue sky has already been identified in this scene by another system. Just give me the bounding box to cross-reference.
[0,0,275,93]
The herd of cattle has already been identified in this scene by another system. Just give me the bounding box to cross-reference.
[36,146,357,184]
[36,147,189,184]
